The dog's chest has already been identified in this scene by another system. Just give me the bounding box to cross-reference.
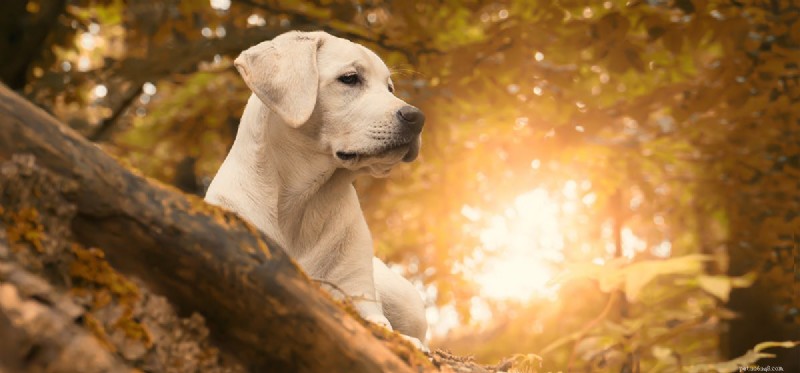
[256,189,357,259]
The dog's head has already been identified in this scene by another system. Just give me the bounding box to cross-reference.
[234,31,424,177]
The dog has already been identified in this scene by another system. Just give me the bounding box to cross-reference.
[204,31,428,349]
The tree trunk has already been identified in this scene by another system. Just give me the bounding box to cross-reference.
[0,83,420,373]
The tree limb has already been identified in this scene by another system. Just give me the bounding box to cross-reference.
[0,83,420,373]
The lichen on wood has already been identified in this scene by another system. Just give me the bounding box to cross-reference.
[0,155,246,373]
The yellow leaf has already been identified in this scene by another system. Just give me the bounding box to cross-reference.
[624,269,658,302]
[754,340,799,353]
[651,345,673,361]
[731,272,757,288]
[698,275,732,302]
[623,255,709,301]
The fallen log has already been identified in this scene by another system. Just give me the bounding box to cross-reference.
[0,242,135,373]
[0,83,421,372]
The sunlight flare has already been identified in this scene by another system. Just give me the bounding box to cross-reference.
[469,188,565,301]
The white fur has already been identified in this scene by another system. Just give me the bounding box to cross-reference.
[205,31,427,349]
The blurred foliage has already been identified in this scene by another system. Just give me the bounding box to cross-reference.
[5,0,800,371]
[686,341,799,373]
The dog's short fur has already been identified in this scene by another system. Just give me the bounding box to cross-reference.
[205,31,427,347]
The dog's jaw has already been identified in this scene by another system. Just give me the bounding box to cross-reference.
[333,138,420,177]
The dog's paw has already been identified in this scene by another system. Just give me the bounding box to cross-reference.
[364,314,393,330]
[363,314,428,353]
[400,335,430,353]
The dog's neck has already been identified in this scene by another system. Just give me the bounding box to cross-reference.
[227,95,356,245]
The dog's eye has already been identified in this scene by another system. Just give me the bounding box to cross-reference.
[388,85,394,93]
[338,74,359,85]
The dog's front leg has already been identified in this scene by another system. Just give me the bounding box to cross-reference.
[327,261,390,328]
[357,302,392,328]
[329,259,429,353]
[353,293,429,352]
[320,220,428,351]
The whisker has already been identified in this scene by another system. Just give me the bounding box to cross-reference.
[389,65,425,78]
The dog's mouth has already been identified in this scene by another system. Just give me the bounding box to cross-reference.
[335,142,412,162]
[335,151,358,161]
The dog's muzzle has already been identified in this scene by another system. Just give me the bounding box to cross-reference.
[335,106,424,163]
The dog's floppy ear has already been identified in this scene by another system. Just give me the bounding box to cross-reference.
[234,32,324,127]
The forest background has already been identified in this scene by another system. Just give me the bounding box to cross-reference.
[1,0,799,371]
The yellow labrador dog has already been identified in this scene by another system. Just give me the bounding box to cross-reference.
[205,31,427,349]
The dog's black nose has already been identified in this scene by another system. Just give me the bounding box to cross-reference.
[396,106,425,135]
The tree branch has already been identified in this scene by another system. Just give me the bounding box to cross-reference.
[89,84,143,142]
[0,82,421,372]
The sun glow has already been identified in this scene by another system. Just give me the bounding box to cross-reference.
[468,188,566,301]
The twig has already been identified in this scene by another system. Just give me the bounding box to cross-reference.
[312,278,379,304]
[585,343,623,372]
[89,84,143,142]
[538,291,618,358]
[566,291,619,372]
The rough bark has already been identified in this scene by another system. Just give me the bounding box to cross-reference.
[0,157,249,373]
[0,83,421,372]
[0,249,135,373]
